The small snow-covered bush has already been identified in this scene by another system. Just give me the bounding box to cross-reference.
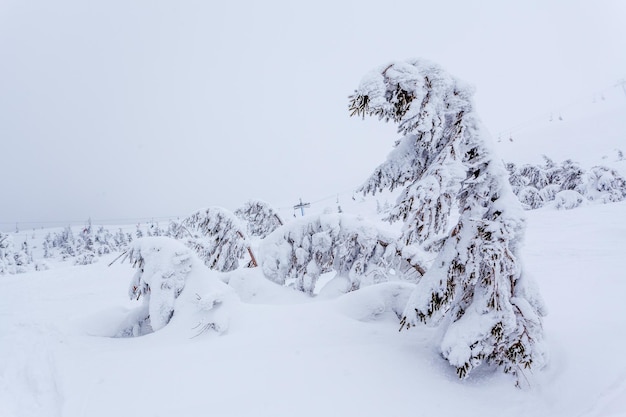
[584,166,626,203]
[507,158,626,209]
[235,199,283,239]
[176,207,256,272]
[554,190,585,210]
[0,233,16,275]
[117,237,238,337]
[517,186,543,210]
[0,234,35,275]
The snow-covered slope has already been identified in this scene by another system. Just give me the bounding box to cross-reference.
[494,87,626,170]
[1,199,626,417]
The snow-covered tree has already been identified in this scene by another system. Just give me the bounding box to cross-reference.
[75,219,97,265]
[176,207,256,272]
[0,232,16,275]
[517,186,544,210]
[235,199,283,239]
[259,213,424,295]
[117,237,237,337]
[349,59,547,384]
[54,226,77,259]
[94,226,115,255]
[583,166,626,203]
[554,190,585,210]
[13,241,33,273]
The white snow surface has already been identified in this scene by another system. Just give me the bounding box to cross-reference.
[1,199,626,416]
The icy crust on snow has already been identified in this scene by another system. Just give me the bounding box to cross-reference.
[258,213,420,295]
[117,237,239,338]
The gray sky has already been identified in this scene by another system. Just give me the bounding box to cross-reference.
[2,0,625,229]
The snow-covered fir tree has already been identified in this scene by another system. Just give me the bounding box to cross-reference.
[259,213,425,295]
[53,226,77,260]
[0,232,16,275]
[349,59,547,384]
[234,199,283,239]
[118,237,194,336]
[117,237,237,337]
[75,219,97,265]
[176,207,256,272]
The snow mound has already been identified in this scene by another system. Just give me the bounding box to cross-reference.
[334,282,416,322]
[554,190,586,210]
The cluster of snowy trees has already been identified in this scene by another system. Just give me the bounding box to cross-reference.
[507,157,626,210]
[0,232,39,274]
[42,221,155,266]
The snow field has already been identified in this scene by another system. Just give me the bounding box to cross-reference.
[1,200,625,417]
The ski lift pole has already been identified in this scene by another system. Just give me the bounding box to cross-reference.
[293,198,310,217]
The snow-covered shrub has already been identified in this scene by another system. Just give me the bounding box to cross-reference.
[538,184,561,203]
[0,233,16,275]
[117,237,238,337]
[507,158,626,209]
[519,164,548,190]
[53,226,77,259]
[584,166,626,203]
[176,207,256,272]
[235,199,283,239]
[0,235,35,275]
[13,241,33,273]
[350,58,546,384]
[560,159,586,192]
[259,214,423,295]
[517,186,544,210]
[74,251,98,266]
[554,190,585,210]
[94,226,116,255]
[506,162,527,193]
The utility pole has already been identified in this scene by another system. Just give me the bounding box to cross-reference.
[293,198,310,217]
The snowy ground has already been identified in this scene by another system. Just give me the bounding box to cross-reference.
[1,198,626,417]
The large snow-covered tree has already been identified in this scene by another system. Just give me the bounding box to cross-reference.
[259,213,424,295]
[235,199,284,239]
[176,207,256,272]
[349,59,547,384]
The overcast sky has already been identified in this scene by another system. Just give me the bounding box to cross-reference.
[2,0,625,229]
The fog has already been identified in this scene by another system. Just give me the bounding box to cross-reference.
[2,0,625,229]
